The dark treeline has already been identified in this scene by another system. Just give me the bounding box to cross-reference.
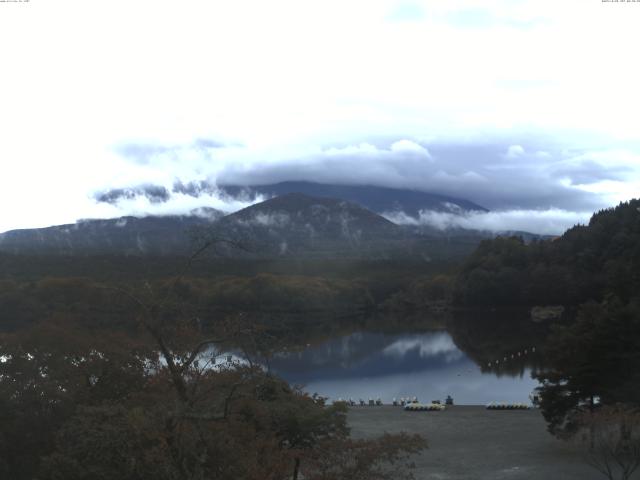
[0,254,460,336]
[452,199,640,443]
[0,254,456,282]
[536,297,640,436]
[453,199,640,307]
[0,275,375,334]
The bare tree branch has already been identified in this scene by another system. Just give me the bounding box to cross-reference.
[179,337,228,373]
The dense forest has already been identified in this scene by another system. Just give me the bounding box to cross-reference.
[452,199,640,442]
[453,199,640,307]
[0,254,460,337]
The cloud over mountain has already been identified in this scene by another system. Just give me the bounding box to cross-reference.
[80,135,640,236]
[1,0,639,234]
[95,185,170,204]
[384,208,592,236]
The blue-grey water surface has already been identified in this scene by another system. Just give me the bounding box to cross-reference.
[267,330,539,405]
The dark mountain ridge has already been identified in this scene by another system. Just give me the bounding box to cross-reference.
[218,181,488,217]
[0,192,544,260]
[212,192,412,258]
[1,194,416,258]
[0,211,222,256]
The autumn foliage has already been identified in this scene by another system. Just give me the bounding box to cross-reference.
[0,273,426,479]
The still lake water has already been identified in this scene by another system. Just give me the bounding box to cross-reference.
[266,330,540,405]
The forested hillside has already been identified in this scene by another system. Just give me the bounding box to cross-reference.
[453,199,640,440]
[453,199,640,307]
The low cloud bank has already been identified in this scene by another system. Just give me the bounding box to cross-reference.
[91,192,261,221]
[90,137,636,222]
[384,208,593,235]
[95,185,170,204]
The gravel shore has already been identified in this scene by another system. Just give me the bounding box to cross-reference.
[347,405,605,480]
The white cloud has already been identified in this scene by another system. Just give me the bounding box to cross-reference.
[505,145,525,159]
[217,140,444,190]
[243,212,291,228]
[390,140,432,158]
[99,193,257,219]
[0,0,638,231]
[385,208,592,235]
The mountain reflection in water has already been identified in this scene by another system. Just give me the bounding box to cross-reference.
[268,331,539,405]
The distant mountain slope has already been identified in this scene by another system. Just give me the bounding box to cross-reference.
[0,194,491,259]
[213,193,413,258]
[218,181,488,217]
[0,209,223,256]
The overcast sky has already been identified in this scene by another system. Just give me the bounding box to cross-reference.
[1,0,639,234]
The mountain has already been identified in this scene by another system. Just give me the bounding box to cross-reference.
[0,208,223,256]
[2,195,413,258]
[218,181,488,217]
[211,192,414,258]
[0,194,487,259]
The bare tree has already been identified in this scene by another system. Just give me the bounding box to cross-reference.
[576,405,640,480]
[96,232,426,480]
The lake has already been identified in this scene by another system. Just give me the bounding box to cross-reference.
[266,328,541,405]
